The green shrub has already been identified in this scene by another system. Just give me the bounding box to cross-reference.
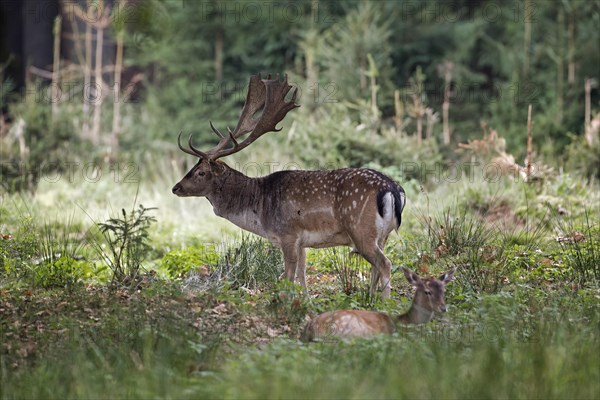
[90,204,157,286]
[0,216,38,280]
[160,246,219,279]
[564,134,600,181]
[31,255,93,289]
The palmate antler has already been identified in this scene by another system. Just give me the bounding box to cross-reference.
[178,74,299,160]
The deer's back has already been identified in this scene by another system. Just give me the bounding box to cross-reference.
[262,168,401,202]
[260,169,404,244]
[302,310,395,342]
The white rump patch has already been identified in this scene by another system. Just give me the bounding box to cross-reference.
[399,191,406,214]
[376,192,396,235]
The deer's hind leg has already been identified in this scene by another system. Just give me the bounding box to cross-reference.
[350,232,392,300]
[366,248,392,299]
[374,234,392,293]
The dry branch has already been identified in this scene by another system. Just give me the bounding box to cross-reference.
[526,104,533,179]
[51,16,62,124]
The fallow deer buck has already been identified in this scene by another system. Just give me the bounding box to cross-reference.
[172,74,405,298]
[302,267,455,341]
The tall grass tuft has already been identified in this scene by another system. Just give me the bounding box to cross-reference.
[500,186,548,250]
[212,234,283,290]
[310,247,379,309]
[418,205,508,293]
[0,209,90,288]
[552,207,600,285]
[34,214,89,289]
[421,206,496,257]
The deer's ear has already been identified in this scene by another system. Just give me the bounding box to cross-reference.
[402,267,421,286]
[209,160,226,174]
[439,268,455,285]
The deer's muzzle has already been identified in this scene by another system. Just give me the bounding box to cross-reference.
[172,183,183,195]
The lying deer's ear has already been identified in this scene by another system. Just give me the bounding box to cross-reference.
[439,268,456,285]
[402,267,421,286]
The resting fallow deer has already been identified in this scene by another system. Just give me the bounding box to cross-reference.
[172,74,405,298]
[301,267,455,341]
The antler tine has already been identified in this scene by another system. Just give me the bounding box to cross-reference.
[187,134,209,158]
[209,121,225,138]
[177,132,207,158]
[227,127,239,146]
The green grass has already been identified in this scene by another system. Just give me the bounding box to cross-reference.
[1,284,597,399]
[1,148,599,399]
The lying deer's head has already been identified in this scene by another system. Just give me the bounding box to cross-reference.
[402,266,455,314]
[172,74,298,198]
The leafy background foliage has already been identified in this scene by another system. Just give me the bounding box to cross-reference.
[0,1,599,399]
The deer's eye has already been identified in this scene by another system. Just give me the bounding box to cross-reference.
[197,171,205,177]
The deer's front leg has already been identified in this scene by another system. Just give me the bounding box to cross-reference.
[281,240,300,284]
[281,242,308,294]
[296,247,308,292]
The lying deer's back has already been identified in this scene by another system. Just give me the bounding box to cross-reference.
[302,310,395,341]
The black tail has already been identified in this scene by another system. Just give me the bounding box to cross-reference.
[376,184,406,229]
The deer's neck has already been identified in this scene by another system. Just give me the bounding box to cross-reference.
[396,302,435,325]
[206,170,269,236]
